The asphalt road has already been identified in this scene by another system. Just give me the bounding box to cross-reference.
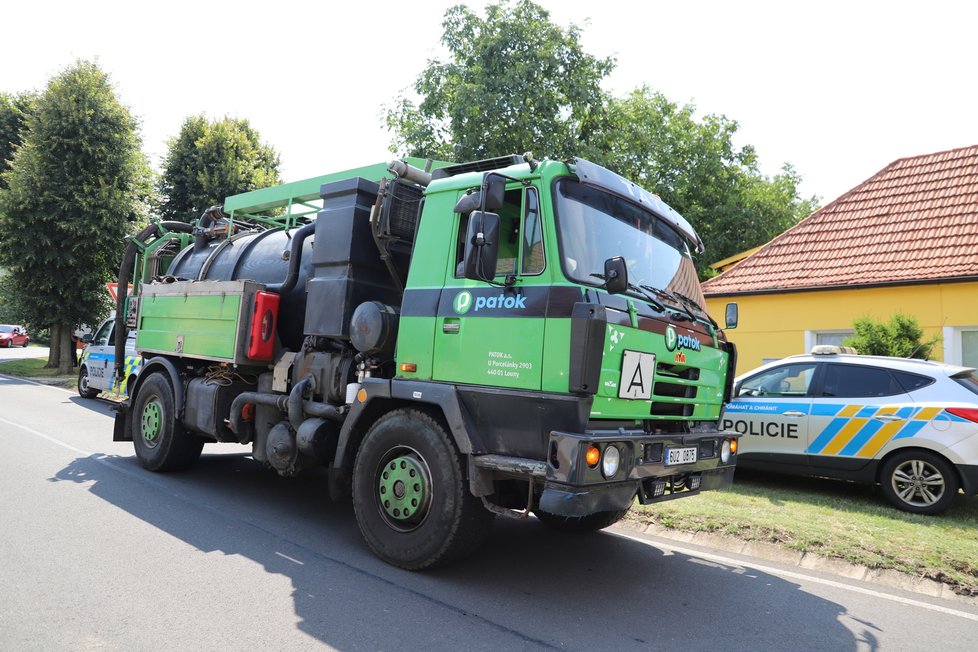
[0,344,50,362]
[2,373,977,651]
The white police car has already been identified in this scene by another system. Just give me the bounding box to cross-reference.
[78,319,142,398]
[722,347,978,514]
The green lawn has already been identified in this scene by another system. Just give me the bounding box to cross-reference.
[627,469,978,595]
[0,356,76,384]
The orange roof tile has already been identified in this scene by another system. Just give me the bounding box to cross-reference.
[703,144,978,296]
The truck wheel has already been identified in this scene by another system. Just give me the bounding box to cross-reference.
[534,509,629,533]
[132,372,203,472]
[352,409,494,570]
[77,366,100,399]
[880,450,959,515]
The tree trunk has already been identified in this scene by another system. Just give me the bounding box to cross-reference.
[46,324,61,369]
[58,325,73,375]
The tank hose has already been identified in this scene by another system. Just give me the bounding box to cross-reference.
[267,221,316,295]
[114,221,194,383]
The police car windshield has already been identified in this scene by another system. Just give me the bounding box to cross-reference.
[553,179,706,314]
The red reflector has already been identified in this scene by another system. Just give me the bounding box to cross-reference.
[946,407,978,423]
[241,403,256,422]
[248,291,280,360]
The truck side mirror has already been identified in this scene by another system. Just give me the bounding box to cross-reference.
[725,302,739,329]
[482,174,506,211]
[463,211,501,281]
[453,192,481,214]
[603,256,628,294]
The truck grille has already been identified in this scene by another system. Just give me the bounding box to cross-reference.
[650,361,700,418]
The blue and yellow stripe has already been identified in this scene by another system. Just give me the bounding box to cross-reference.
[806,404,962,458]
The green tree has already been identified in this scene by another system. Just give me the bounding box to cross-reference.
[0,60,150,372]
[387,1,818,276]
[386,0,614,162]
[0,91,36,189]
[844,313,939,359]
[157,115,282,222]
[591,87,818,273]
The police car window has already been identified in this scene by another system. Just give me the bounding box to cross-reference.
[892,371,935,393]
[952,372,978,396]
[738,364,816,398]
[820,364,902,398]
[93,321,112,346]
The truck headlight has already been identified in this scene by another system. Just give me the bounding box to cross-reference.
[721,439,732,464]
[602,445,621,478]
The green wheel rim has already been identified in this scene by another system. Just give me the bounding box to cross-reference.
[141,400,163,448]
[377,449,432,531]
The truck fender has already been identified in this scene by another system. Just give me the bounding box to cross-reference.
[127,356,185,415]
[113,356,184,442]
[329,378,485,497]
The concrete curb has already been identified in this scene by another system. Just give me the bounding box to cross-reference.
[615,520,978,606]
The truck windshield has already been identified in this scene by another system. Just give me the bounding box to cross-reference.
[553,179,707,315]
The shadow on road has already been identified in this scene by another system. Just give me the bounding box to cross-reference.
[52,452,872,651]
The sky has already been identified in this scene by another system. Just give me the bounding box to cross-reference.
[3,0,977,204]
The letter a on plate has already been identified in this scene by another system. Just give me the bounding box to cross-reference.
[619,350,655,399]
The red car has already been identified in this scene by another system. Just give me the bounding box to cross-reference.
[0,324,29,347]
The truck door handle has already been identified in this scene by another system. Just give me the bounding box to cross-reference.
[783,411,806,418]
[442,318,460,334]
[873,414,903,422]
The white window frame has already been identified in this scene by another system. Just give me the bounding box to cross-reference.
[943,326,978,366]
[804,329,855,354]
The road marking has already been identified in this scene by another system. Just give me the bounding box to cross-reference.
[612,529,978,622]
[0,415,92,456]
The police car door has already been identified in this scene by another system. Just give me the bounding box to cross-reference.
[85,320,115,392]
[806,362,913,472]
[723,362,817,469]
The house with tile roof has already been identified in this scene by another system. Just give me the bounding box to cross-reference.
[702,144,978,371]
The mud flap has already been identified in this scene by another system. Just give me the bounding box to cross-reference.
[112,403,133,442]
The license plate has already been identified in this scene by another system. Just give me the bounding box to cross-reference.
[665,447,697,465]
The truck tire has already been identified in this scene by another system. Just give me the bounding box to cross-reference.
[352,409,494,570]
[77,366,100,399]
[879,450,959,515]
[132,372,204,472]
[534,509,629,533]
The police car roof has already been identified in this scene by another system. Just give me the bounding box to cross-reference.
[739,352,975,381]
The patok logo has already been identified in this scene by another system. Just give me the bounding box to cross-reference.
[454,290,527,313]
[453,291,473,314]
[664,324,701,352]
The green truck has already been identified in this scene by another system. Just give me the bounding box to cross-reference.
[111,154,740,569]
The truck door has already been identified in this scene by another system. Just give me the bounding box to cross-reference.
[432,185,546,390]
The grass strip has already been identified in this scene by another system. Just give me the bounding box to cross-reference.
[626,469,978,595]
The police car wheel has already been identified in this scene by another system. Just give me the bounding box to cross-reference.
[352,408,494,570]
[880,450,959,515]
[534,509,629,533]
[132,372,204,472]
[77,366,100,399]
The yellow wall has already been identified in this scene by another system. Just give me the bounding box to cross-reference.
[705,281,978,372]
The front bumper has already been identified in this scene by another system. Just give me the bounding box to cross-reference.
[475,426,739,517]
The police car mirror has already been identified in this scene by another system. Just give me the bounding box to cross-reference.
[82,334,93,344]
[463,211,501,282]
[725,302,739,329]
